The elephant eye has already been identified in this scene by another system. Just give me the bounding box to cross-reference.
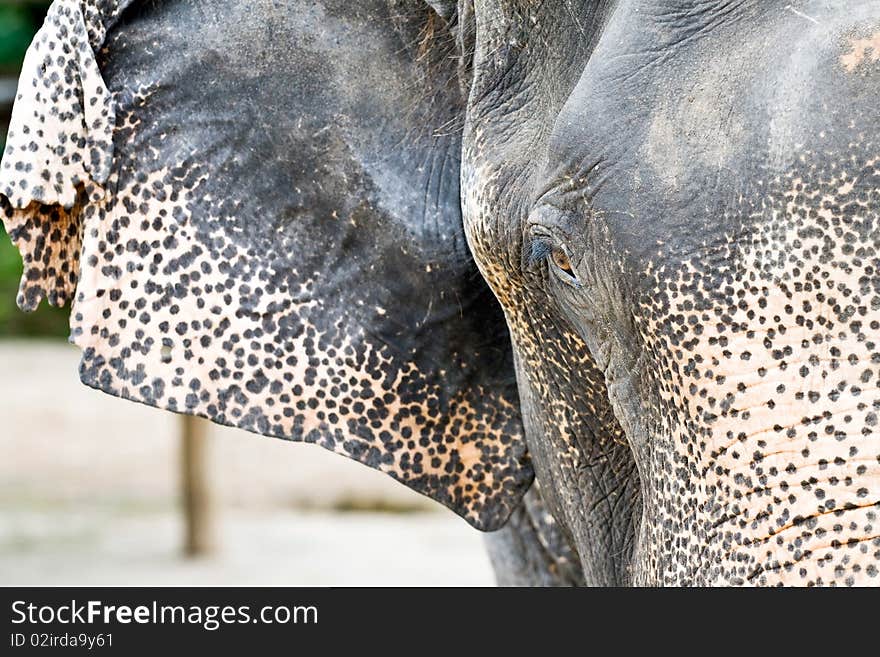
[551,248,574,277]
[526,234,581,287]
[549,248,581,287]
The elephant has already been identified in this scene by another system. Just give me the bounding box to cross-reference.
[1,0,879,586]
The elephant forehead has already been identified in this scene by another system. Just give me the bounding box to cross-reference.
[523,7,880,276]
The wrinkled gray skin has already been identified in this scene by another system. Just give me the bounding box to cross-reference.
[3,0,880,586]
[485,485,586,586]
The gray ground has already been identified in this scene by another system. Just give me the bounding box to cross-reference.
[0,341,494,586]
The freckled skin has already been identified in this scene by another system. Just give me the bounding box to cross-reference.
[3,0,880,586]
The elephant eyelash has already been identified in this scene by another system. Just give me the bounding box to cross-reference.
[525,235,554,268]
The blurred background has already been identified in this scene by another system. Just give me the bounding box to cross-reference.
[0,1,493,586]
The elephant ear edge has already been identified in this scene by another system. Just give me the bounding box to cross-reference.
[0,0,532,531]
[0,0,133,310]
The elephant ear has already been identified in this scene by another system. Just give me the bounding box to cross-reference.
[0,0,531,530]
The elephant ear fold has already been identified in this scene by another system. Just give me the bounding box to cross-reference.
[0,1,132,310]
[0,0,531,530]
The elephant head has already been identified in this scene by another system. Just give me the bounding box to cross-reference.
[2,0,879,586]
[461,0,880,585]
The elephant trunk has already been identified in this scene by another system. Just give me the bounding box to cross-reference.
[703,413,879,586]
[642,262,880,585]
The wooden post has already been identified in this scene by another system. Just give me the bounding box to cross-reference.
[181,414,214,557]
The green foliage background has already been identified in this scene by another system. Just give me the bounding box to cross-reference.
[0,1,68,338]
